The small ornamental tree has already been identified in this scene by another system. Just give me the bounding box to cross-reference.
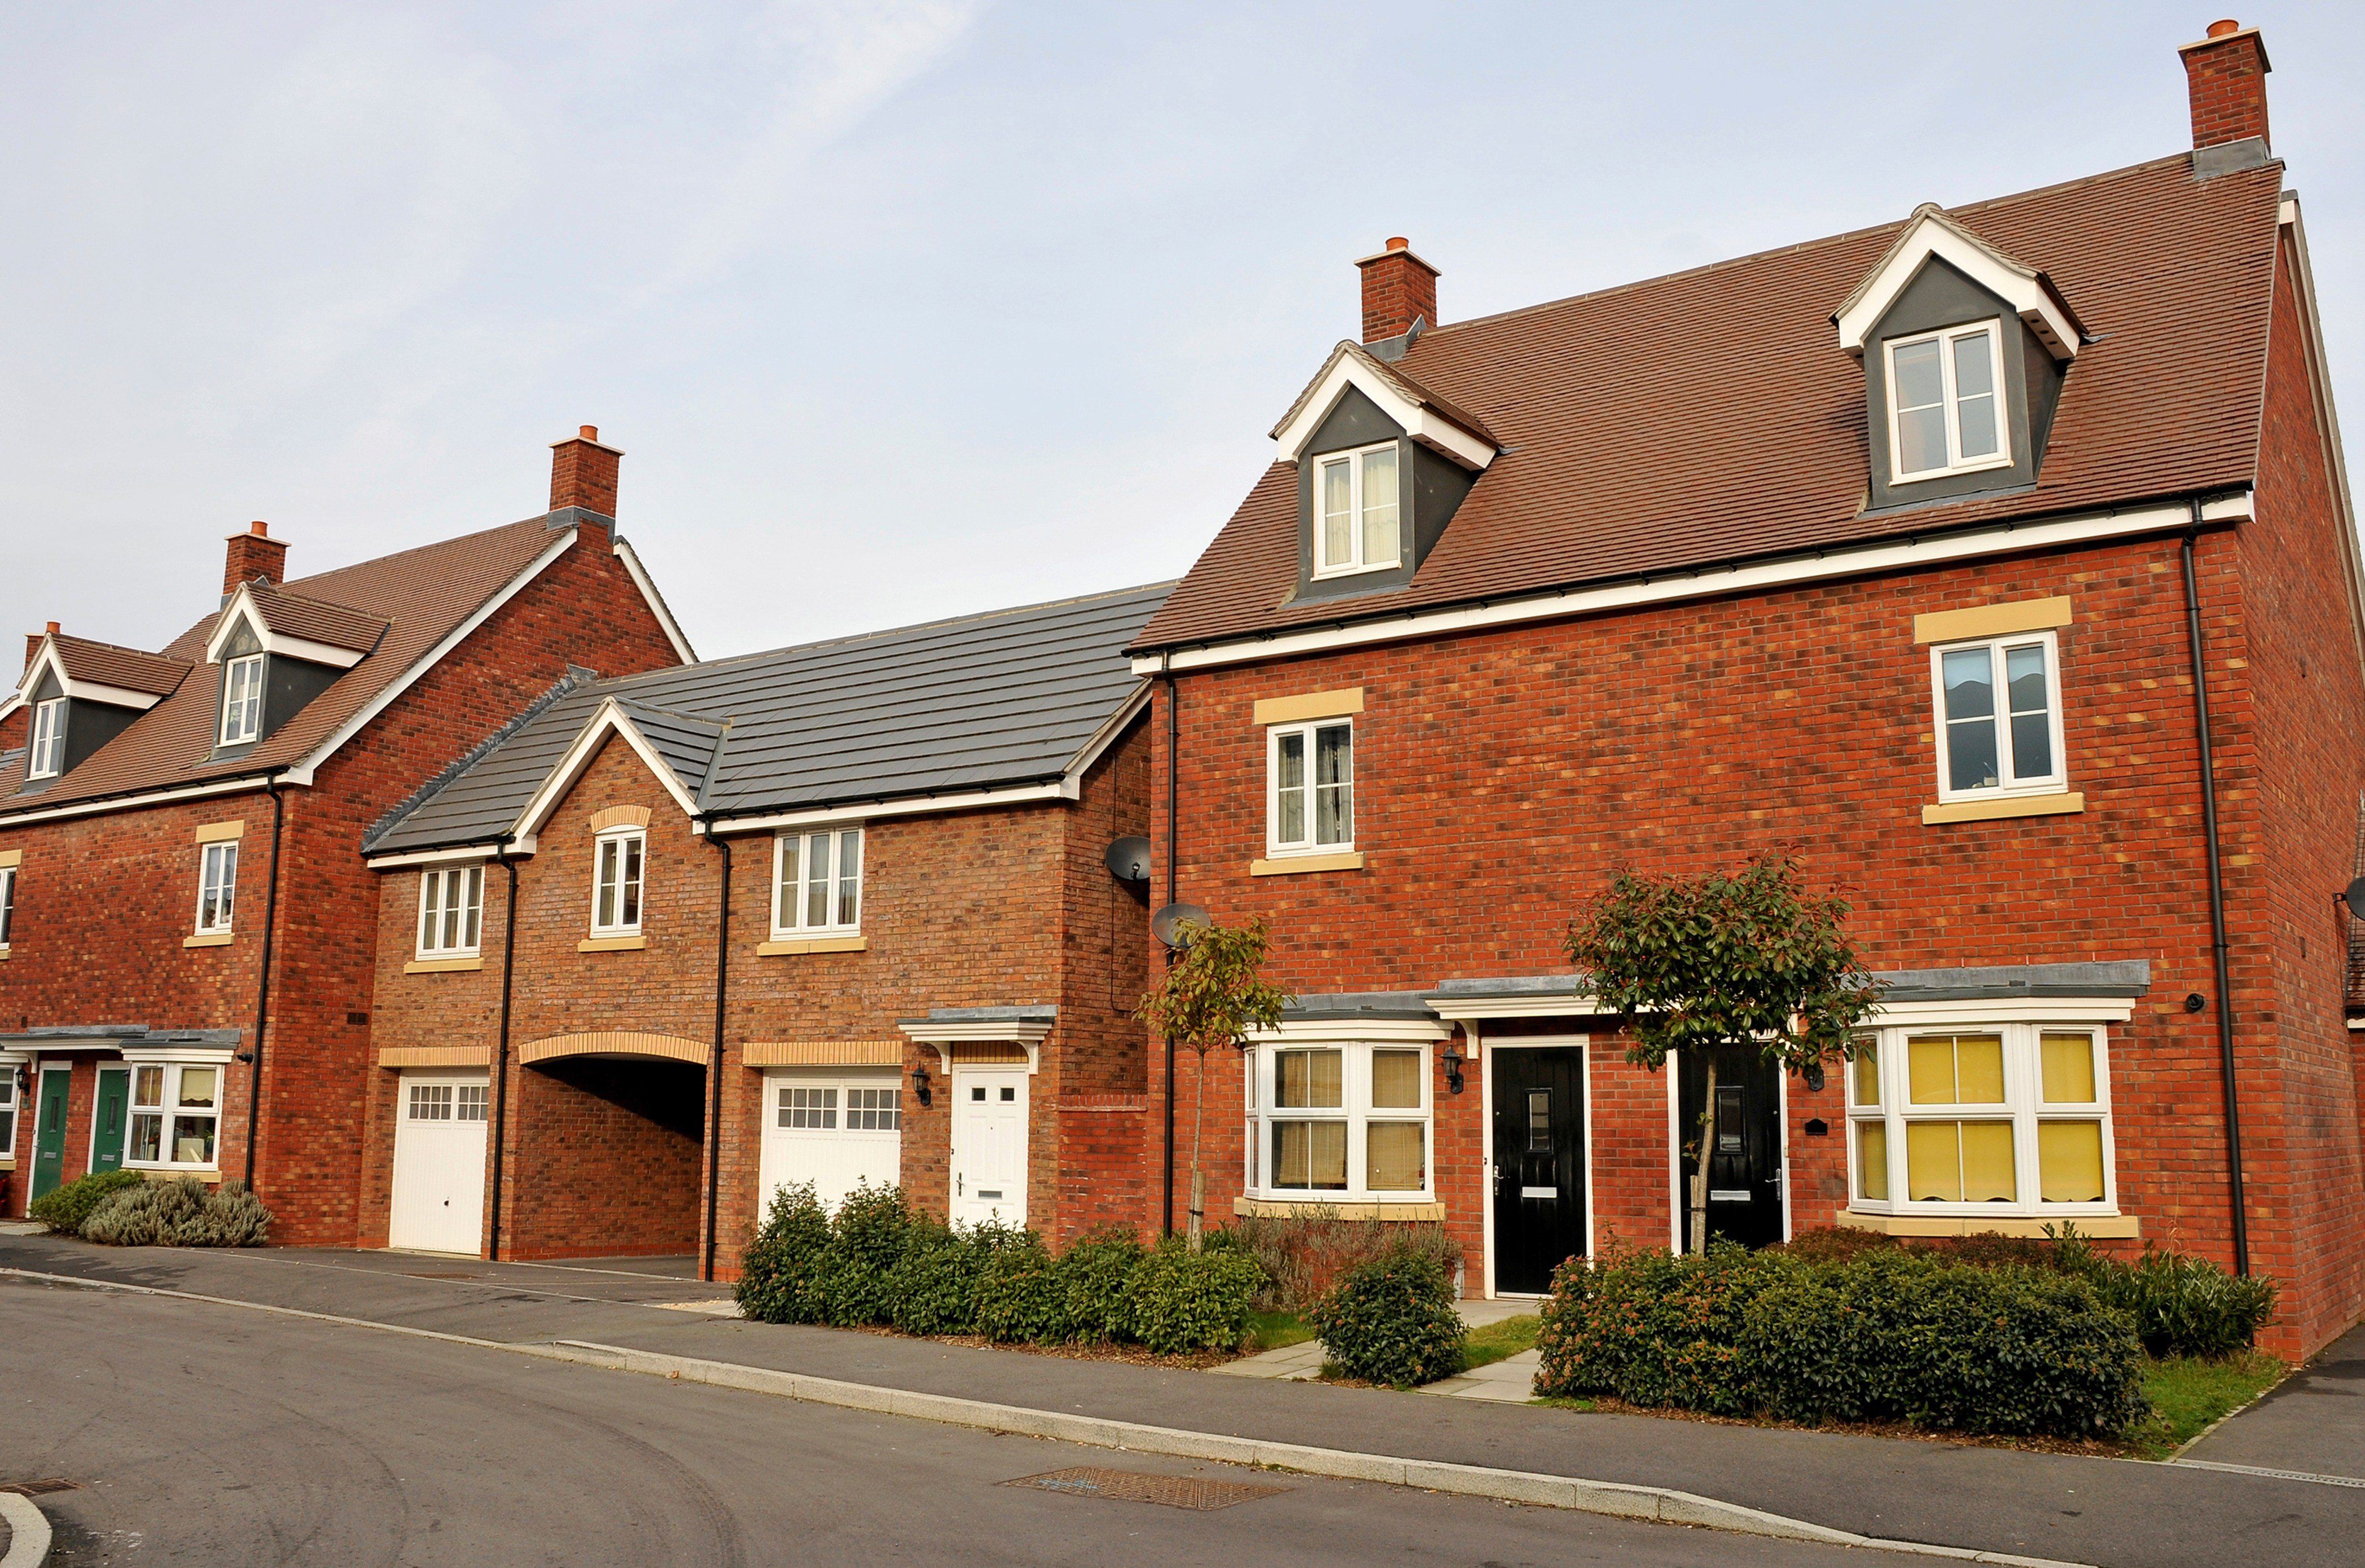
[1566,854,1877,1253]
[1138,916,1289,1252]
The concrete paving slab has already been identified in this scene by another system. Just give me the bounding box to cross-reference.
[2183,1321,2365,1481]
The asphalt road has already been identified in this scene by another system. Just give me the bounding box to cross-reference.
[0,1273,1870,1567]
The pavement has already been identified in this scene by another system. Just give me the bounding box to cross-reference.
[2180,1320,2365,1486]
[4,1234,2363,1566]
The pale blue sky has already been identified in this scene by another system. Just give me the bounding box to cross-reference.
[5,3,2360,662]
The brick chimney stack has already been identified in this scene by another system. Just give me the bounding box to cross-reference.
[2180,19,2270,152]
[1356,238,1440,344]
[222,521,288,596]
[549,425,622,521]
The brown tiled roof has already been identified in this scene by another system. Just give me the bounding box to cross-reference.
[236,581,390,656]
[1135,152,2285,652]
[5,516,570,813]
[48,634,192,698]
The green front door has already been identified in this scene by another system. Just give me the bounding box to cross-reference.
[91,1068,130,1175]
[30,1068,71,1200]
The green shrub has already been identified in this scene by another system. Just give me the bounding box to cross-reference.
[814,1183,914,1327]
[735,1183,832,1324]
[1218,1209,1460,1312]
[1538,1242,2147,1438]
[2076,1246,2278,1359]
[885,1216,990,1337]
[1056,1229,1147,1342]
[28,1168,147,1236]
[81,1178,273,1247]
[1125,1240,1263,1354]
[1308,1243,1465,1386]
[973,1229,1073,1343]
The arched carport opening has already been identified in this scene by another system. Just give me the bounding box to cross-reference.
[502,1031,708,1263]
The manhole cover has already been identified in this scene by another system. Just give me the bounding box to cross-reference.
[1,1479,80,1496]
[1001,1466,1285,1511]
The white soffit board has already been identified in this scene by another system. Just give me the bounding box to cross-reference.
[1270,349,1496,471]
[1834,206,2081,359]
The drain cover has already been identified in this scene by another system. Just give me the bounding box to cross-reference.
[1001,1467,1285,1511]
[1,1479,80,1496]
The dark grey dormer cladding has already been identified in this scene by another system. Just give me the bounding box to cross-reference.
[1292,386,1475,605]
[210,615,346,758]
[16,667,141,792]
[1862,256,2067,513]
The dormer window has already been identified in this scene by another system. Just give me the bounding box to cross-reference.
[220,654,264,746]
[1886,321,2009,483]
[1314,442,1402,577]
[28,698,64,780]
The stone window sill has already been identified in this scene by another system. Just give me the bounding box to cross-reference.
[1250,851,1366,877]
[183,932,235,948]
[1921,791,2083,826]
[756,934,869,956]
[130,1167,223,1186]
[0,945,10,961]
[1839,1207,2138,1239]
[578,934,648,953]
[0,1157,15,1172]
[1234,1196,1442,1221]
[405,955,485,974]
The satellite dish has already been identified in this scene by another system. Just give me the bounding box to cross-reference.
[1104,836,1152,885]
[1152,902,1211,950]
[2347,876,2365,916]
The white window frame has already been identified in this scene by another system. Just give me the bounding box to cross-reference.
[1930,630,2067,802]
[1244,1039,1433,1203]
[1310,439,1404,578]
[1266,718,1354,857]
[771,826,864,938]
[1845,1020,2118,1221]
[126,1061,224,1171]
[406,1079,488,1124]
[220,652,265,746]
[195,841,239,935]
[27,697,65,780]
[0,1068,16,1159]
[590,827,645,937]
[416,864,485,959]
[0,864,15,950]
[1884,319,2012,484]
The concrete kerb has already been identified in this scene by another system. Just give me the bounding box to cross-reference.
[0,1492,53,1568]
[0,1267,2085,1567]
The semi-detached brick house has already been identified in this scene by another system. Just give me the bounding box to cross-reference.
[1127,23,2365,1356]
[0,429,691,1238]
[358,585,1165,1277]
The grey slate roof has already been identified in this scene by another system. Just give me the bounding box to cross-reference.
[365,582,1173,855]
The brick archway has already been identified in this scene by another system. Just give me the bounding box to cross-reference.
[516,1031,710,1067]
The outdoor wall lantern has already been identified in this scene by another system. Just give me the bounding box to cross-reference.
[911,1063,933,1109]
[1441,1042,1465,1096]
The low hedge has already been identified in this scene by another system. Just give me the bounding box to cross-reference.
[28,1168,147,1236]
[82,1178,273,1247]
[734,1185,1260,1355]
[1537,1242,2148,1438]
[1307,1242,1465,1386]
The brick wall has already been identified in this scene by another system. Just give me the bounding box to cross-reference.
[1147,522,2357,1346]
[505,1057,704,1259]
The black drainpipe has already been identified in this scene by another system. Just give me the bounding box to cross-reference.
[239,774,288,1190]
[701,831,731,1281]
[2182,506,2250,1277]
[486,840,521,1262]
[1161,662,1178,1239]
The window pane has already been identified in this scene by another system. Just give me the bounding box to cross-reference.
[1273,1121,1341,1188]
[1314,724,1352,846]
[1951,331,1995,398]
[1276,732,1305,790]
[1892,337,1943,409]
[1905,1121,1961,1201]
[836,830,861,926]
[804,832,830,926]
[1857,1120,1889,1201]
[1907,1035,1957,1104]
[776,837,799,926]
[1850,1040,1881,1108]
[1955,393,1998,460]
[1367,1122,1425,1191]
[596,841,618,927]
[2005,644,2052,780]
[130,1113,163,1163]
[1314,724,1351,785]
[1360,447,1399,566]
[1947,718,1999,791]
[1275,732,1306,844]
[1941,648,1995,720]
[1528,1088,1551,1152]
[2038,1121,2107,1203]
[620,838,642,926]
[1955,1035,2004,1103]
[2042,1033,2097,1104]
[178,1068,218,1108]
[1962,1122,2016,1202]
[1310,1121,1347,1188]
[1942,649,1999,791]
[1276,1049,1342,1109]
[1322,459,1352,565]
[1315,784,1350,846]
[134,1066,164,1108]
[1898,405,1948,473]
[2007,713,2052,781]
[462,871,481,950]
[1370,1049,1421,1109]
[173,1115,217,1166]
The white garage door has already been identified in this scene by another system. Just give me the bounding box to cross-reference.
[758,1070,902,1219]
[389,1072,489,1254]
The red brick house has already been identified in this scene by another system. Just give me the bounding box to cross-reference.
[358,586,1164,1276]
[1129,23,2365,1355]
[0,428,690,1239]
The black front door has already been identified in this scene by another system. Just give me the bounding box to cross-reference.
[1491,1047,1587,1294]
[1677,1045,1784,1251]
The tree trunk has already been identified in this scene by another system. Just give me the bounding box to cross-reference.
[1187,1045,1208,1252]
[1688,1053,1718,1254]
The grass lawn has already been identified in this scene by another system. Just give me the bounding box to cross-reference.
[1248,1310,1316,1352]
[1458,1314,1541,1373]
[2123,1350,2288,1460]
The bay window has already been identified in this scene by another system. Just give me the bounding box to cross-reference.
[1246,1039,1432,1201]
[416,864,484,958]
[129,1062,221,1169]
[773,827,863,936]
[1847,1021,2115,1219]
